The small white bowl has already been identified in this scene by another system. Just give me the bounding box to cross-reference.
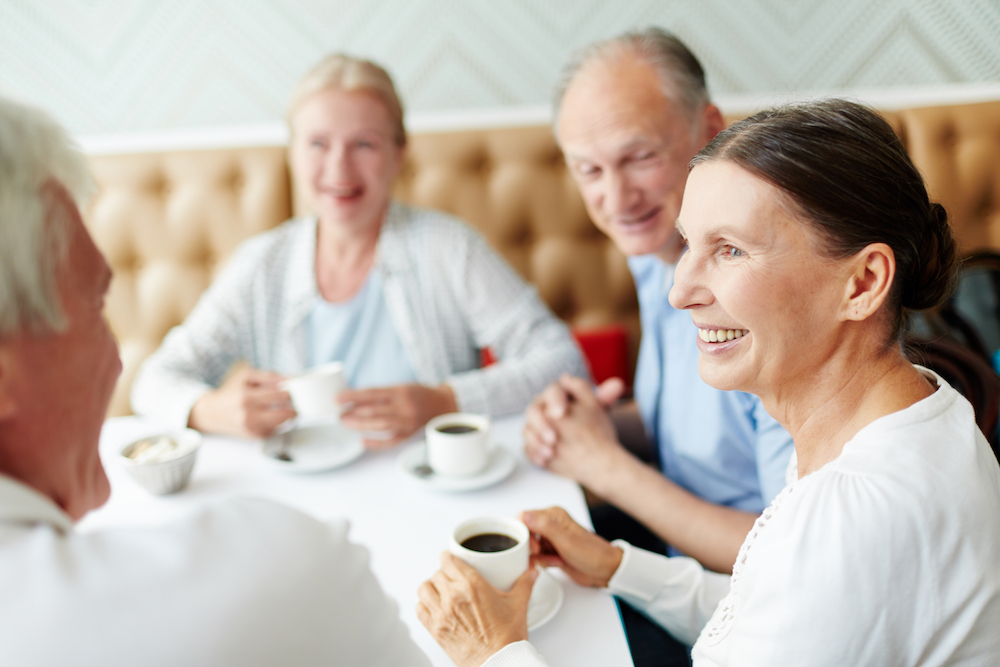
[119,429,202,495]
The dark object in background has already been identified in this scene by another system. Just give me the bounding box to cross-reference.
[902,333,1000,463]
[903,251,1000,464]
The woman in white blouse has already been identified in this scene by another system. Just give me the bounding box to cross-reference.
[131,54,584,445]
[418,99,1000,666]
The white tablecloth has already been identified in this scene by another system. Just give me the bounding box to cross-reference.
[80,416,634,667]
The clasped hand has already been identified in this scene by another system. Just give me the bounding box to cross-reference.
[523,375,627,488]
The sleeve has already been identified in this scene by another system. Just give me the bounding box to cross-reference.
[607,541,730,646]
[749,396,795,504]
[480,641,550,667]
[444,224,589,417]
[129,236,268,428]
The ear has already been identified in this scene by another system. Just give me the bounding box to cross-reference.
[699,104,726,144]
[0,344,19,421]
[841,243,896,322]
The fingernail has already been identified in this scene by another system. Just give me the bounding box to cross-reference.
[543,429,556,445]
[522,511,534,523]
[530,566,539,581]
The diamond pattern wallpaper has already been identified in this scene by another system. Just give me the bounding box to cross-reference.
[0,0,997,136]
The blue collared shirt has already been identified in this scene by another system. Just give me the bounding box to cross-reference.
[629,255,793,517]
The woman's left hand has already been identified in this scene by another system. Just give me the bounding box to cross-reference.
[338,383,458,448]
[417,552,537,667]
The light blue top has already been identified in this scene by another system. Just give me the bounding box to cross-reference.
[306,267,418,388]
[629,255,794,520]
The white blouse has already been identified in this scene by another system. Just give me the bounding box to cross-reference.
[489,369,1000,666]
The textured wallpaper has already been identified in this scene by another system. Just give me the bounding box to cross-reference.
[1,0,998,136]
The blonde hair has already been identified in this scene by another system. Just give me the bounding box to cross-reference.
[0,96,95,336]
[287,53,406,146]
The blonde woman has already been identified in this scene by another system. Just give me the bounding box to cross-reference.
[132,54,585,446]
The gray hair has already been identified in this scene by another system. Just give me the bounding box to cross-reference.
[287,53,406,147]
[0,96,95,336]
[554,27,711,127]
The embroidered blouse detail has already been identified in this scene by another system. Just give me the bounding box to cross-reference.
[700,481,797,645]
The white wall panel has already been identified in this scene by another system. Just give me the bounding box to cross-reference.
[0,0,997,136]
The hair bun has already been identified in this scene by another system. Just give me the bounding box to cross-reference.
[901,202,958,311]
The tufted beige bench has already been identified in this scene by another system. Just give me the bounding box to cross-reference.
[84,100,1000,417]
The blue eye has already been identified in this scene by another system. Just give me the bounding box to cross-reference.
[726,245,744,258]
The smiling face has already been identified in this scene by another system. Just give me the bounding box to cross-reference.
[557,57,716,263]
[1,185,121,520]
[668,161,853,399]
[289,88,404,233]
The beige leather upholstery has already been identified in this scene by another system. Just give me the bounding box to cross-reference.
[87,147,291,416]
[84,101,1000,416]
[894,102,1000,254]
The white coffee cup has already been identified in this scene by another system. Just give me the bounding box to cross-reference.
[280,362,348,422]
[425,413,491,476]
[450,516,529,591]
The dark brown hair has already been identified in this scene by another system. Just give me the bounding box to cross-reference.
[692,98,958,339]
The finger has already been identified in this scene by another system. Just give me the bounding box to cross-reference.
[558,375,600,408]
[246,387,293,410]
[416,579,442,606]
[541,382,572,421]
[525,404,558,446]
[522,432,555,466]
[507,564,540,606]
[244,369,286,388]
[337,387,392,406]
[414,601,432,629]
[340,413,396,432]
[520,508,580,550]
[440,551,485,586]
[531,553,566,570]
[362,434,404,450]
[595,377,626,407]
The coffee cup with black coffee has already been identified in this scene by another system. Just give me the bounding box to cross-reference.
[425,413,491,477]
[449,515,529,591]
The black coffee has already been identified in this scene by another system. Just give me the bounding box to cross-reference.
[460,533,518,553]
[436,424,479,435]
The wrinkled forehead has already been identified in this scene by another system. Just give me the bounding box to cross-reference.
[557,59,693,155]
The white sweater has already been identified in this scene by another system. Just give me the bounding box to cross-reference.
[0,476,430,666]
[490,369,1000,666]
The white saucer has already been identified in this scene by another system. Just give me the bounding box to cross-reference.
[263,422,364,473]
[528,568,564,631]
[396,443,517,492]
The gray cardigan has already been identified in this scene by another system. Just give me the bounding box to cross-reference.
[131,202,587,427]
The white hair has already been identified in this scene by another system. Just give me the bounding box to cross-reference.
[0,96,95,336]
[554,28,711,132]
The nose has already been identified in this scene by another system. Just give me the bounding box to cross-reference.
[667,248,710,311]
[604,171,639,216]
[322,143,354,182]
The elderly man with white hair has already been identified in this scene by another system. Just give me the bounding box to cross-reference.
[0,95,431,666]
[521,28,795,665]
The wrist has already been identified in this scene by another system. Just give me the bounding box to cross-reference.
[585,443,639,498]
[599,545,625,588]
[436,383,459,414]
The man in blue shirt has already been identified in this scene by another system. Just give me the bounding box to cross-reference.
[524,29,794,576]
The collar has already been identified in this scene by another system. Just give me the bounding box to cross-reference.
[0,473,74,534]
[285,202,412,327]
